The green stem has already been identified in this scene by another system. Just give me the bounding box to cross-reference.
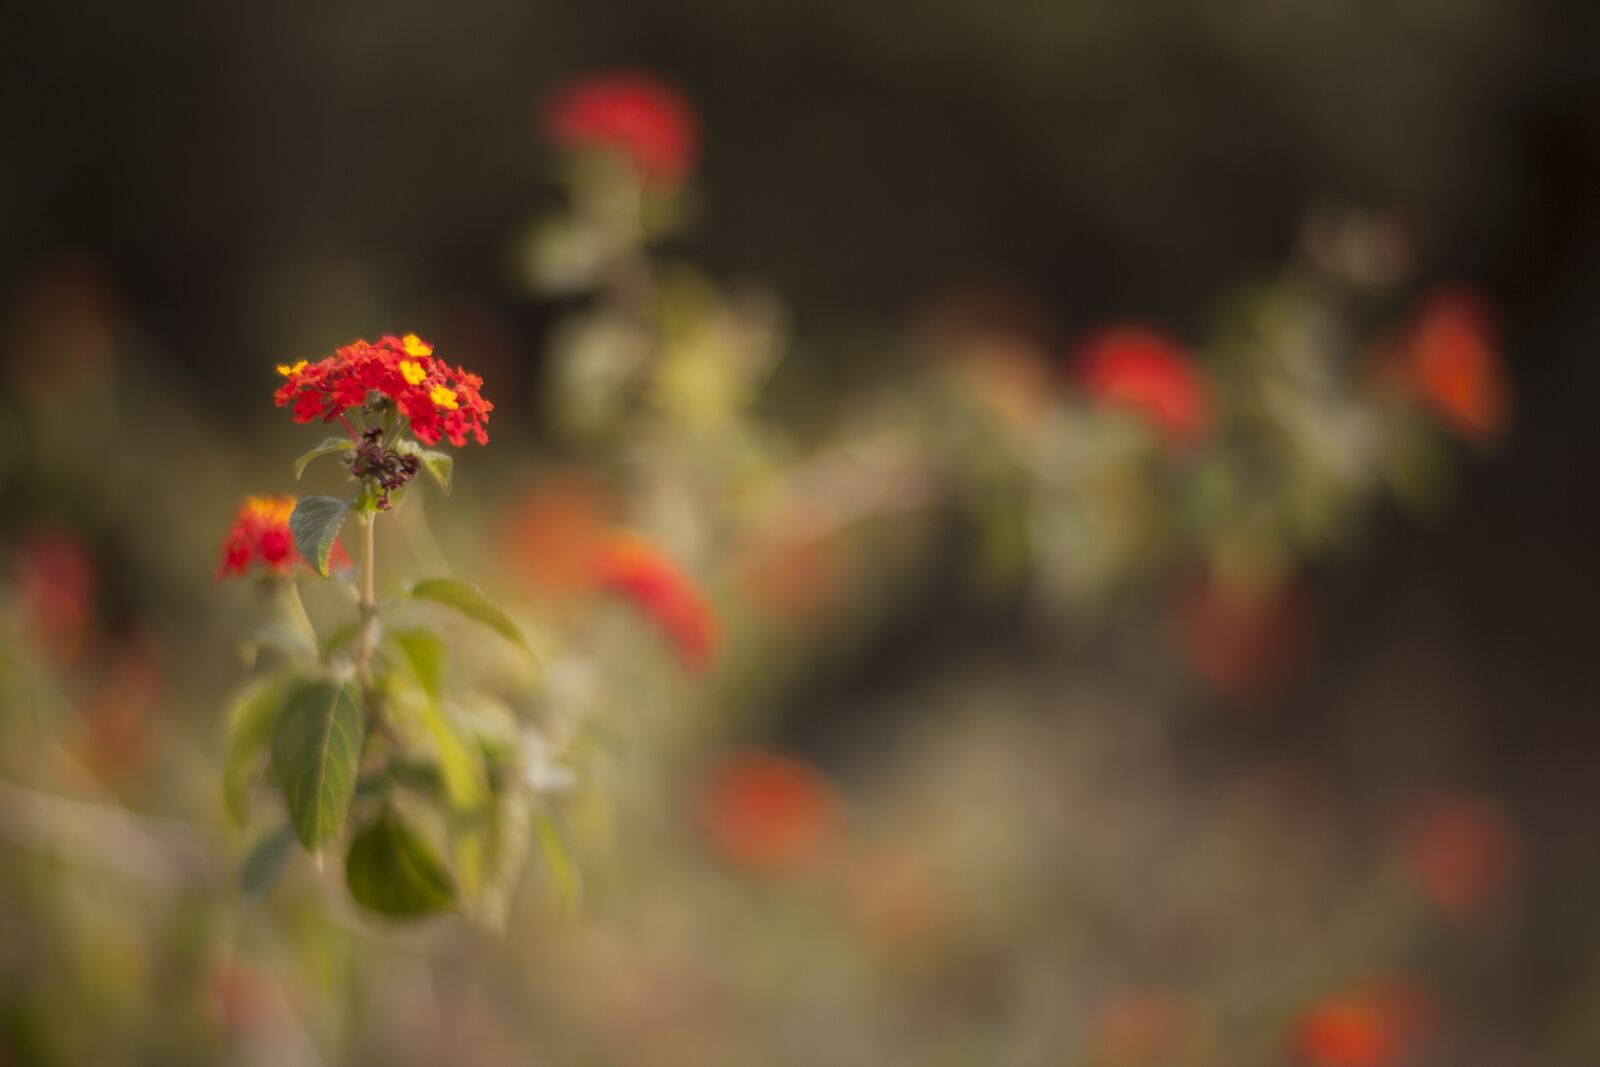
[354,507,394,747]
[356,511,378,681]
[361,512,377,622]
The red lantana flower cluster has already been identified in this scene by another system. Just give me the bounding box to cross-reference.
[543,71,700,188]
[1397,287,1509,443]
[1075,325,1212,445]
[219,496,348,579]
[591,532,719,672]
[273,334,492,447]
[1292,979,1434,1067]
[696,749,838,875]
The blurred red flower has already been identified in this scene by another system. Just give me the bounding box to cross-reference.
[1397,287,1510,443]
[1092,988,1206,1066]
[1176,570,1316,700]
[80,631,165,778]
[219,496,348,580]
[4,253,124,398]
[591,532,719,672]
[544,71,699,187]
[497,475,613,600]
[697,749,838,874]
[209,960,266,1035]
[274,334,492,447]
[12,526,96,664]
[1292,979,1434,1067]
[1075,325,1211,444]
[1396,792,1518,923]
[741,527,851,625]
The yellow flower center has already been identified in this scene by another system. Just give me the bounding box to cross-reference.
[399,360,428,386]
[430,384,459,411]
[246,496,296,524]
[276,359,308,377]
[402,333,433,358]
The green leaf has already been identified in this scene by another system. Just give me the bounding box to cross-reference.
[394,630,488,813]
[289,496,352,578]
[270,679,364,852]
[241,824,296,899]
[393,629,446,702]
[533,807,581,917]
[345,807,458,918]
[472,786,531,929]
[407,579,532,654]
[397,440,453,494]
[294,436,354,480]
[223,675,292,826]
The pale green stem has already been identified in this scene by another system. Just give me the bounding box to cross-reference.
[356,511,377,681]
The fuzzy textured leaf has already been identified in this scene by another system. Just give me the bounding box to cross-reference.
[407,578,531,653]
[223,675,292,826]
[289,496,351,578]
[294,437,354,480]
[346,807,458,918]
[270,679,364,851]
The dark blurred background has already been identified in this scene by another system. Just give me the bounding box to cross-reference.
[4,0,1600,994]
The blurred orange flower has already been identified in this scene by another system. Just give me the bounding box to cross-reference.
[4,253,124,398]
[209,960,266,1035]
[80,631,165,778]
[1175,570,1316,700]
[1075,325,1211,445]
[697,749,838,874]
[1396,792,1518,922]
[1292,978,1434,1067]
[12,526,96,664]
[497,475,613,600]
[543,71,699,187]
[1092,988,1207,1067]
[219,496,348,580]
[741,527,851,624]
[592,532,719,672]
[841,843,955,970]
[1397,287,1510,442]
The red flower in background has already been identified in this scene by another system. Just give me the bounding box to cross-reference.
[273,333,492,447]
[79,631,164,779]
[1092,989,1207,1066]
[1292,979,1434,1067]
[219,496,348,580]
[11,526,96,664]
[1176,570,1317,701]
[741,527,851,625]
[496,475,613,600]
[1075,325,1212,444]
[543,71,699,187]
[591,532,719,672]
[1396,793,1518,923]
[1397,287,1509,442]
[697,749,838,874]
